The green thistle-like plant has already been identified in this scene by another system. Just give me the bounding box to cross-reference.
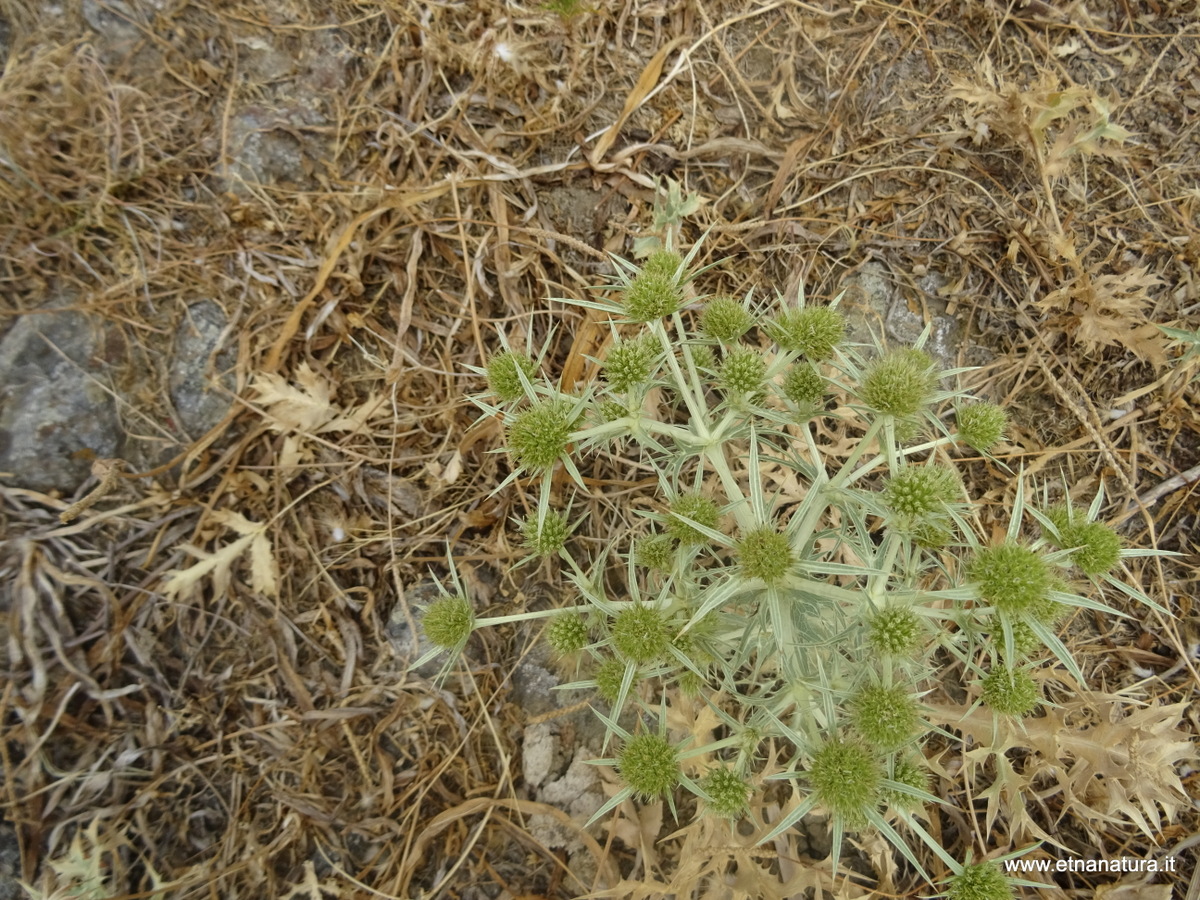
[700,296,753,344]
[957,403,1008,451]
[866,606,924,656]
[859,348,938,418]
[611,605,670,663]
[781,363,826,408]
[594,657,630,704]
[967,543,1051,614]
[808,738,882,825]
[980,667,1040,716]
[701,767,752,818]
[766,306,845,360]
[884,465,959,519]
[737,526,793,585]
[1048,509,1122,576]
[485,350,538,402]
[886,755,930,811]
[635,533,676,570]
[719,346,767,396]
[624,251,683,322]
[521,510,570,556]
[605,334,658,392]
[944,861,1017,900]
[851,685,921,751]
[547,614,589,655]
[507,399,577,471]
[668,493,721,544]
[422,595,474,650]
[619,733,681,799]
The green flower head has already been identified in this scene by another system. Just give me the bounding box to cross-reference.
[521,509,570,556]
[701,767,752,819]
[611,605,670,664]
[736,526,794,585]
[967,543,1051,614]
[980,667,1040,716]
[957,403,1008,452]
[808,738,882,826]
[719,346,767,396]
[485,350,538,402]
[851,684,921,751]
[624,251,683,322]
[635,533,676,570]
[506,399,577,471]
[859,348,938,418]
[944,861,1017,900]
[1049,510,1122,576]
[604,334,658,392]
[668,492,721,544]
[885,756,930,811]
[781,364,826,408]
[546,613,589,655]
[866,606,924,656]
[766,306,845,360]
[594,657,630,704]
[884,465,959,519]
[422,595,474,650]
[619,733,681,799]
[700,296,753,344]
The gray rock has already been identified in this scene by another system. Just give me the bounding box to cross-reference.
[0,308,122,493]
[840,260,963,367]
[169,301,235,439]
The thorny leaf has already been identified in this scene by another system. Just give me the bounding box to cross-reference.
[161,509,279,599]
[251,362,388,434]
[1036,265,1166,365]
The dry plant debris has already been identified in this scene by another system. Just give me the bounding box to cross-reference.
[0,1,1197,898]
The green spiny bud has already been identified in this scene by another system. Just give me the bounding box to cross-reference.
[1056,519,1122,576]
[688,344,717,372]
[990,615,1041,660]
[485,350,538,402]
[521,510,570,556]
[597,399,628,423]
[594,657,629,704]
[781,364,826,408]
[700,296,753,344]
[967,543,1051,614]
[506,399,577,471]
[701,767,752,818]
[422,595,474,649]
[604,334,658,391]
[719,346,767,395]
[668,493,721,544]
[957,403,1008,451]
[766,306,845,360]
[678,668,706,695]
[546,613,589,655]
[886,756,930,811]
[736,526,794,585]
[859,348,938,418]
[619,733,681,799]
[624,251,683,322]
[635,533,676,570]
[866,606,924,656]
[884,465,959,518]
[851,685,921,751]
[808,738,882,826]
[944,862,1017,900]
[611,605,670,663]
[980,667,1040,716]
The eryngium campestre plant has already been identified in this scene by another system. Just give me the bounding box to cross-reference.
[440,244,1168,897]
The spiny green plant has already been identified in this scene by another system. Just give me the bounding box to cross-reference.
[418,239,1171,896]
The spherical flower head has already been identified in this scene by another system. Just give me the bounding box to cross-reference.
[957,403,1008,451]
[719,346,767,396]
[422,595,474,650]
[967,543,1051,614]
[991,615,1040,660]
[619,733,681,799]
[597,399,628,423]
[700,296,753,344]
[604,334,658,392]
[736,526,794,585]
[485,350,538,402]
[866,606,924,656]
[766,306,845,360]
[687,343,717,372]
[594,657,629,704]
[677,669,706,696]
[808,738,882,826]
[884,466,959,519]
[624,251,683,322]
[944,861,1017,900]
[521,510,569,556]
[506,399,576,471]
[668,493,720,544]
[611,605,670,663]
[781,364,826,408]
[701,767,752,819]
[885,756,930,811]
[547,613,589,655]
[635,533,676,570]
[859,348,938,418]
[851,685,921,751]
[1057,519,1122,576]
[980,667,1040,716]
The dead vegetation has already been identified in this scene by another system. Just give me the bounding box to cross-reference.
[0,1,1197,898]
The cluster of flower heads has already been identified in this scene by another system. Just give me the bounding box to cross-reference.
[425,246,1151,899]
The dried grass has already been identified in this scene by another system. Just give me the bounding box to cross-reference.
[0,0,1197,898]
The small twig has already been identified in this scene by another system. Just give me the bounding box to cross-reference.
[1133,462,1200,511]
[59,458,126,524]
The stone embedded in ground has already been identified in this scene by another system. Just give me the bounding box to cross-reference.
[169,301,236,439]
